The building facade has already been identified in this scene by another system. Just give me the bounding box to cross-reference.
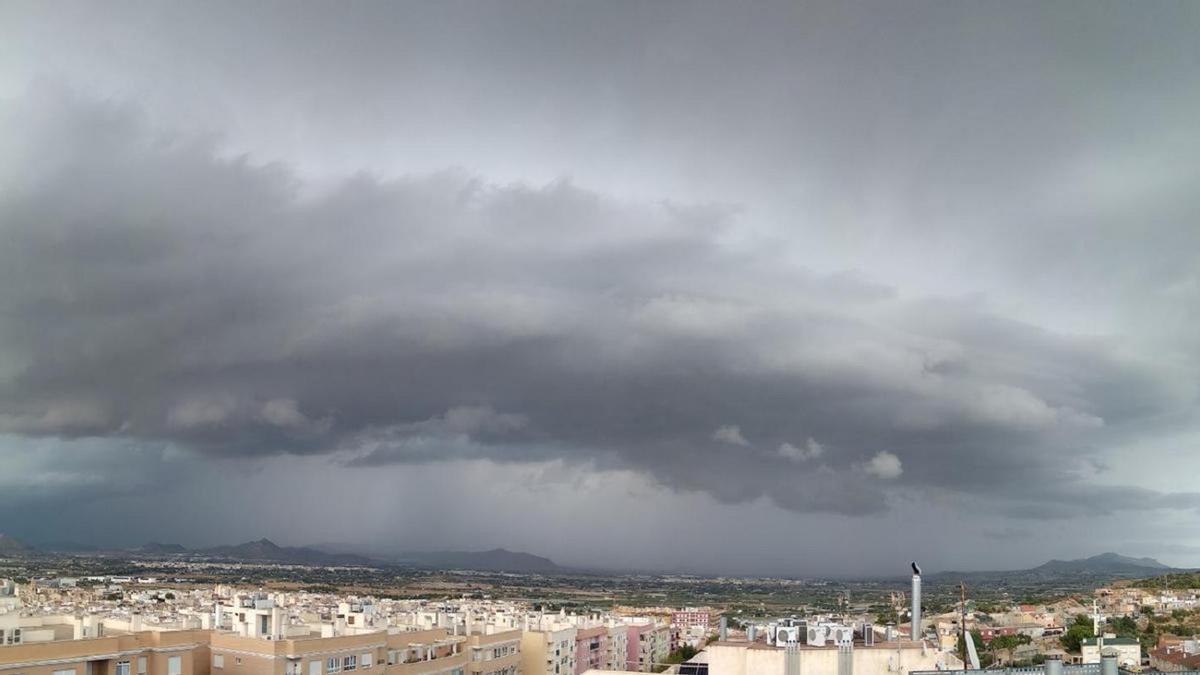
[464,631,519,675]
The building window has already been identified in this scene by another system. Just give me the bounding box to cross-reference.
[309,661,321,675]
[213,655,225,669]
[138,657,148,675]
[327,657,340,674]
[387,650,397,666]
[361,654,372,669]
[235,659,242,666]
[116,661,131,675]
[53,670,77,675]
[168,656,181,675]
[342,655,357,672]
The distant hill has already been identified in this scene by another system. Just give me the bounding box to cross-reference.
[937,552,1177,582]
[1032,553,1171,575]
[308,543,562,573]
[196,538,372,566]
[137,541,188,554]
[395,548,560,573]
[119,538,371,566]
[15,534,554,572]
[0,533,34,556]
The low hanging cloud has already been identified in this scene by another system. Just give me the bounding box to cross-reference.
[778,438,824,462]
[861,451,903,480]
[713,425,750,447]
[0,89,1196,522]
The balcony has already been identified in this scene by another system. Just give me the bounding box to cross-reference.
[384,651,467,675]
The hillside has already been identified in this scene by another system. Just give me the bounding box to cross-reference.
[937,553,1177,583]
[197,538,372,566]
[137,541,189,554]
[395,548,560,573]
[1032,553,1171,575]
[0,534,34,556]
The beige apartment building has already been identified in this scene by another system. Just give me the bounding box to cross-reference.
[519,628,574,675]
[463,631,519,675]
[2,629,468,675]
[0,629,210,675]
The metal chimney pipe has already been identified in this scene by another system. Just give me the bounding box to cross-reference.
[910,562,922,642]
[784,642,800,675]
[719,616,728,641]
[837,644,853,675]
[1100,652,1118,675]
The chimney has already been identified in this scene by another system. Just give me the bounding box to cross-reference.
[719,617,728,641]
[784,642,800,675]
[1100,651,1118,675]
[910,562,922,642]
[837,644,853,675]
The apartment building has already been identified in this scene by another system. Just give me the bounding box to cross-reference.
[462,631,518,675]
[572,627,605,675]
[210,628,467,675]
[623,624,668,673]
[0,629,209,675]
[1,627,467,675]
[669,610,711,635]
[705,639,944,675]
[602,628,626,672]
[520,627,575,675]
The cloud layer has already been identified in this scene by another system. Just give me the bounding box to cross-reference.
[1,1,1199,572]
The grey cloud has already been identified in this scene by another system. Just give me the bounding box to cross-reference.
[1,2,1199,570]
[0,90,1191,523]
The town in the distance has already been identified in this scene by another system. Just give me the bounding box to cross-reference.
[2,534,1198,675]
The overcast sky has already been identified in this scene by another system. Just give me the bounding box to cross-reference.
[1,1,1198,577]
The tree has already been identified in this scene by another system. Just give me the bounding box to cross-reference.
[1107,616,1137,637]
[1061,615,1094,653]
[957,630,992,667]
[666,645,699,665]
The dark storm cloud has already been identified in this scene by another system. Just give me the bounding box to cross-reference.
[1,1,1200,570]
[0,89,1194,523]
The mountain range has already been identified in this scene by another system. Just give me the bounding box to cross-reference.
[306,543,560,572]
[935,552,1179,581]
[394,548,560,572]
[0,534,1183,579]
[0,534,559,572]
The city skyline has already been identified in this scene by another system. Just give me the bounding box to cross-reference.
[1,1,1199,576]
